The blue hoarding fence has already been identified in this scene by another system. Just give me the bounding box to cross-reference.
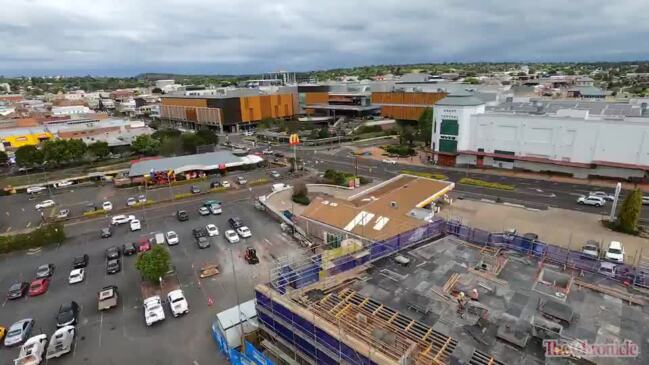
[211,320,276,365]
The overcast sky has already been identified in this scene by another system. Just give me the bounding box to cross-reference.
[1,0,649,76]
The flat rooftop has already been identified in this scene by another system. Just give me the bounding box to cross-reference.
[300,175,454,241]
[295,236,648,364]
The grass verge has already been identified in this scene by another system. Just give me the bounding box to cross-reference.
[458,177,515,191]
[400,170,448,180]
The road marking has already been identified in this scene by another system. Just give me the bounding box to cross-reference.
[264,239,273,246]
[5,211,9,216]
[5,227,11,232]
[98,312,104,348]
[21,208,25,212]
[25,221,32,228]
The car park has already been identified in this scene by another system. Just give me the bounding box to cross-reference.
[106,246,121,259]
[106,259,121,274]
[126,197,137,206]
[68,268,85,284]
[122,243,137,256]
[4,319,34,347]
[221,180,231,188]
[45,326,75,359]
[102,201,113,211]
[167,289,189,317]
[130,218,142,231]
[55,208,71,220]
[143,296,165,326]
[7,282,29,300]
[166,231,179,245]
[206,224,219,237]
[56,301,79,327]
[101,227,113,238]
[190,185,201,194]
[198,206,210,216]
[225,230,240,244]
[605,241,625,263]
[589,191,614,201]
[577,195,605,207]
[237,176,247,185]
[112,214,136,225]
[28,278,49,296]
[35,264,55,278]
[35,199,55,210]
[72,254,89,269]
[26,186,46,194]
[13,333,47,364]
[176,210,189,221]
[581,240,600,259]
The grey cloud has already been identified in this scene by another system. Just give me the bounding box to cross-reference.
[0,0,648,76]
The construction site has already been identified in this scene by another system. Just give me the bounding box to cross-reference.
[252,175,649,365]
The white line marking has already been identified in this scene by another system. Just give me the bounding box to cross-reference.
[5,227,11,232]
[98,312,104,348]
[264,239,273,246]
[26,221,32,228]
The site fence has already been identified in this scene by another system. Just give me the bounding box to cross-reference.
[271,218,649,294]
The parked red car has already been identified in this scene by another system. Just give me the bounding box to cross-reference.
[137,239,151,252]
[28,278,50,297]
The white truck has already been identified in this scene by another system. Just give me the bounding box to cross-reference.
[45,326,75,359]
[14,334,47,365]
[98,285,119,311]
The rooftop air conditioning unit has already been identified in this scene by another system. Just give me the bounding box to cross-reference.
[391,201,398,208]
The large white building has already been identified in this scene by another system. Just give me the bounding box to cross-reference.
[432,97,649,180]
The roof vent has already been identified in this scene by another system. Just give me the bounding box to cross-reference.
[330,203,338,207]
[390,201,398,208]
[322,200,329,205]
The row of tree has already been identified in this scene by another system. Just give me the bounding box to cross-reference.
[14,140,111,168]
[131,128,218,157]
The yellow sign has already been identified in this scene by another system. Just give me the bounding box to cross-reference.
[289,133,300,145]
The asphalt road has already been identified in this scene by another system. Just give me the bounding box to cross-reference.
[291,147,649,221]
[0,166,290,233]
[0,191,306,365]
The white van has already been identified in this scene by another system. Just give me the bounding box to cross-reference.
[272,183,291,192]
[605,241,625,263]
[153,232,165,245]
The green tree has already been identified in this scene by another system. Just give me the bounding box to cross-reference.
[87,141,110,160]
[615,189,642,234]
[181,133,201,154]
[318,128,330,139]
[42,139,87,166]
[15,145,44,167]
[464,77,481,84]
[417,108,433,146]
[0,150,8,165]
[131,135,160,156]
[195,128,218,145]
[135,245,171,283]
[159,137,181,156]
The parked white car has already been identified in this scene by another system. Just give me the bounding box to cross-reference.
[130,219,141,231]
[68,268,85,284]
[206,224,219,237]
[236,226,252,238]
[45,326,75,360]
[14,334,47,365]
[167,289,189,317]
[643,196,649,205]
[35,200,55,210]
[126,197,137,206]
[382,159,397,164]
[577,195,605,207]
[166,231,179,245]
[111,214,136,225]
[221,181,231,188]
[599,262,618,277]
[605,241,625,263]
[143,296,165,326]
[224,230,240,244]
[102,201,113,211]
[26,186,47,194]
[54,180,73,188]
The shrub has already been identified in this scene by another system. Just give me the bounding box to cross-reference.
[83,209,107,217]
[400,170,448,180]
[210,187,228,193]
[458,178,515,191]
[249,178,270,186]
[359,176,372,185]
[292,194,311,205]
[615,189,642,234]
[174,193,193,200]
[0,223,65,254]
[385,145,415,157]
